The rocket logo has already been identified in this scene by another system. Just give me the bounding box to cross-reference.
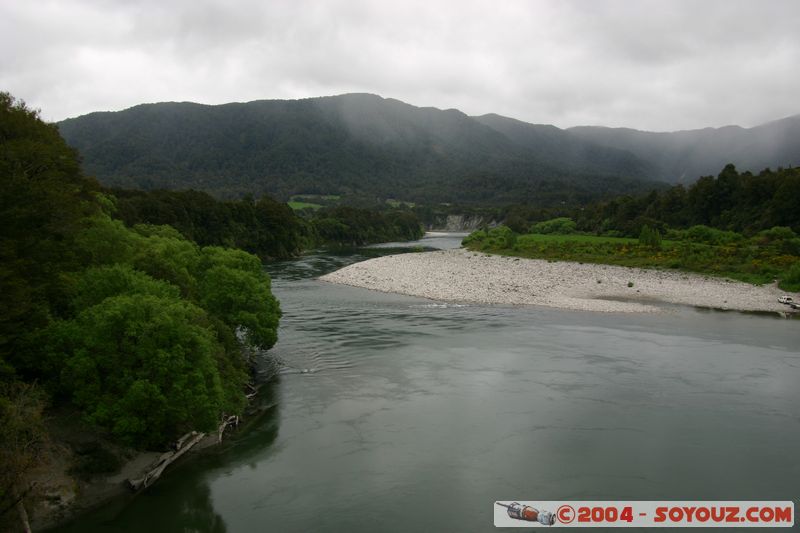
[496,502,556,526]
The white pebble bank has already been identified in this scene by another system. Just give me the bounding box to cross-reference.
[320,249,797,314]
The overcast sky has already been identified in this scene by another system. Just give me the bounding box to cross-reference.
[1,0,798,131]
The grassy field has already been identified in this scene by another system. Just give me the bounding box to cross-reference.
[463,228,800,290]
[288,201,324,210]
[386,199,416,208]
[290,194,341,201]
[510,233,638,245]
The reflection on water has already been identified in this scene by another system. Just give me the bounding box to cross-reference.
[83,481,229,533]
[52,234,800,532]
[267,230,467,282]
[366,231,470,250]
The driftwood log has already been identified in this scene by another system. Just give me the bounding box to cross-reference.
[217,415,239,443]
[127,385,257,491]
[245,383,258,400]
[17,498,31,533]
[128,431,205,491]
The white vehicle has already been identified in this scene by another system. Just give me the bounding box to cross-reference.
[778,295,794,305]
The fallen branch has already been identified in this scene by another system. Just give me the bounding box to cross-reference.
[17,499,31,533]
[127,386,257,490]
[128,431,205,491]
[217,415,239,443]
[173,431,196,451]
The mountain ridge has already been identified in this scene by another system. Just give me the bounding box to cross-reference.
[57,94,799,203]
[567,114,800,183]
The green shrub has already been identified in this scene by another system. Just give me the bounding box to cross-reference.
[530,217,577,235]
[638,225,662,249]
[483,226,516,248]
[515,234,539,251]
[462,230,487,246]
[758,226,798,242]
[756,227,800,255]
[780,261,800,291]
[683,225,742,245]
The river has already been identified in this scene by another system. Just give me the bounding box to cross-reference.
[52,233,799,532]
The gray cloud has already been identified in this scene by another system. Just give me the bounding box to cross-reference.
[1,0,798,131]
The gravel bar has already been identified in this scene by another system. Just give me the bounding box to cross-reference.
[320,249,798,314]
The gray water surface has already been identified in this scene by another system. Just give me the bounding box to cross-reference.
[53,234,799,532]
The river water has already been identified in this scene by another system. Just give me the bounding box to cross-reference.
[53,233,799,532]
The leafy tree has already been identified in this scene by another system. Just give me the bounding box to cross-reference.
[48,295,226,447]
[71,264,179,311]
[73,212,139,266]
[1,93,283,452]
[0,92,98,365]
[198,247,281,349]
[504,212,529,234]
[131,225,201,296]
[572,165,799,237]
[310,206,423,246]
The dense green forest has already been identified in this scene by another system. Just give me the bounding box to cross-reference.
[57,94,663,205]
[500,164,800,236]
[574,164,800,236]
[109,188,309,259]
[55,95,800,205]
[466,165,800,289]
[109,188,424,255]
[0,93,281,522]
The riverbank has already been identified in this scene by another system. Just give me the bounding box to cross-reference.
[27,426,224,531]
[320,249,798,314]
[29,382,274,531]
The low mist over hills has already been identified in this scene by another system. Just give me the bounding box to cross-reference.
[568,115,800,184]
[57,94,799,204]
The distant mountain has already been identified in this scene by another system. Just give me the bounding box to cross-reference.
[57,94,660,205]
[473,113,658,179]
[57,94,799,204]
[568,115,800,184]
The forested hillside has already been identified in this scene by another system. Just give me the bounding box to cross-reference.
[573,164,800,236]
[57,94,662,205]
[57,94,800,205]
[474,113,656,178]
[569,115,800,184]
[501,164,800,237]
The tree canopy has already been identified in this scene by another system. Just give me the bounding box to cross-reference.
[0,92,281,457]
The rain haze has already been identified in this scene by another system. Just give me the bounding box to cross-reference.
[1,0,798,131]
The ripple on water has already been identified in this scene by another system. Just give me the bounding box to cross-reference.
[52,240,800,533]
